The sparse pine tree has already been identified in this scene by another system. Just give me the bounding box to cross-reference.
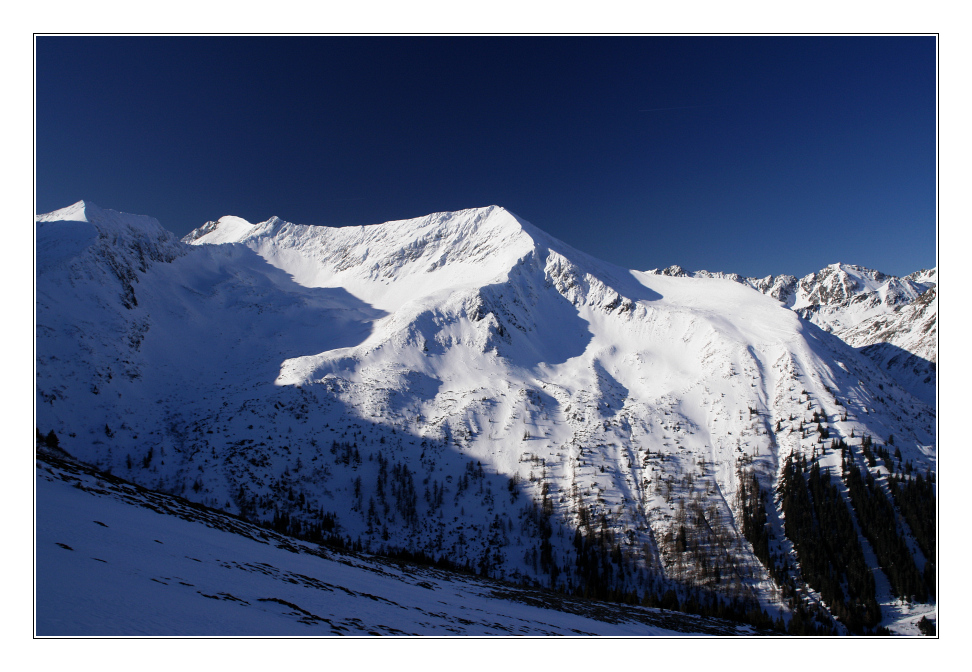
[367,497,377,535]
[45,430,59,450]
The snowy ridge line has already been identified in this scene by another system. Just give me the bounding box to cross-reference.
[644,262,933,312]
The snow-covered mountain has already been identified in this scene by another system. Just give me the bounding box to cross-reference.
[645,263,937,404]
[36,201,937,634]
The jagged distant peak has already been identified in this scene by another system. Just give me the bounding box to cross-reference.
[793,263,935,313]
[796,263,868,307]
[823,261,880,274]
[644,264,690,277]
[643,259,928,308]
[906,267,937,287]
[802,262,889,289]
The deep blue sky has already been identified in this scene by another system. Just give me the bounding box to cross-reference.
[35,36,936,278]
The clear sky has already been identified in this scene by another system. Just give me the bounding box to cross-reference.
[35,36,936,279]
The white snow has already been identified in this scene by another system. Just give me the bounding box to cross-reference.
[36,452,742,636]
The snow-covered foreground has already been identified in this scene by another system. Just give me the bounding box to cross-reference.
[36,451,762,636]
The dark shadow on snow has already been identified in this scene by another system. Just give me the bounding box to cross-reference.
[856,342,935,408]
[141,243,389,383]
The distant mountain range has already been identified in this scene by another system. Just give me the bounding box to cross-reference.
[35,202,937,635]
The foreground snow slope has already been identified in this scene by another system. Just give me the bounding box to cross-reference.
[36,202,936,627]
[36,451,760,636]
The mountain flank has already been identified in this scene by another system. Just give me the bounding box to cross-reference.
[36,202,936,635]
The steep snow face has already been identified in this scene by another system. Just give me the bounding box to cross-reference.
[37,200,383,422]
[36,201,187,408]
[36,200,184,299]
[38,203,936,622]
[181,215,254,244]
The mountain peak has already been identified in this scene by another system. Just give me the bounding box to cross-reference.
[822,261,881,277]
[185,205,539,263]
[36,200,172,238]
[182,205,544,312]
[35,199,105,224]
[182,215,255,244]
[643,264,690,277]
[184,206,522,245]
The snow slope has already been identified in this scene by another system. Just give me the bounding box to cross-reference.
[38,450,760,636]
[36,202,936,632]
[645,263,937,404]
